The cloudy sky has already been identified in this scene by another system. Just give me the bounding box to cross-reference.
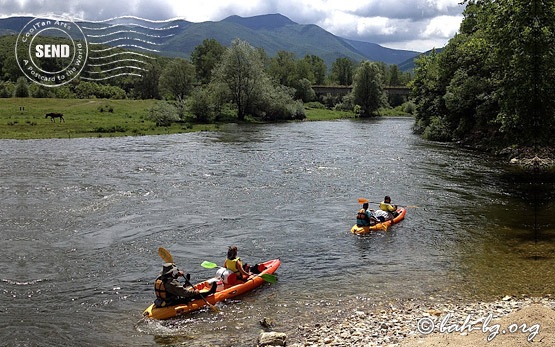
[0,0,466,52]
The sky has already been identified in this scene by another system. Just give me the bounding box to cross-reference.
[0,0,466,52]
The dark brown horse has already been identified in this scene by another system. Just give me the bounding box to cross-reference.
[45,112,64,122]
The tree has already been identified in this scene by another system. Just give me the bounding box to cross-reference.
[303,55,327,85]
[268,50,297,86]
[331,57,355,85]
[191,39,225,85]
[189,87,214,123]
[412,0,555,147]
[135,62,161,99]
[352,61,387,117]
[212,39,267,121]
[14,77,29,97]
[159,58,196,101]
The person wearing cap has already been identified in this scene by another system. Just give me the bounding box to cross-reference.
[154,262,217,308]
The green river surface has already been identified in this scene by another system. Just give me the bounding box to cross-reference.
[1,117,553,346]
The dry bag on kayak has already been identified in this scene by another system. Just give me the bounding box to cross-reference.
[216,267,237,284]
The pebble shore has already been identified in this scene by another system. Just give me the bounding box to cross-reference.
[284,296,554,347]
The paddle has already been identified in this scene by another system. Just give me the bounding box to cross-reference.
[201,261,278,284]
[158,246,173,263]
[157,247,219,312]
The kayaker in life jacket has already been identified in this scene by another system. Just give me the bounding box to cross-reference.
[379,195,398,218]
[223,246,251,284]
[357,202,377,227]
[154,262,217,308]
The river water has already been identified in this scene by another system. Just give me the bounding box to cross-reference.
[1,117,553,346]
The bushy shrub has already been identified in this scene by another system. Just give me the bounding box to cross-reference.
[147,101,179,127]
[422,116,452,141]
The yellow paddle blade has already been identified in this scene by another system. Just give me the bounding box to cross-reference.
[381,224,388,231]
[358,197,369,204]
[158,247,174,263]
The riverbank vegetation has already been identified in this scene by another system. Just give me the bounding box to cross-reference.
[411,0,555,164]
[0,33,414,139]
[0,98,390,139]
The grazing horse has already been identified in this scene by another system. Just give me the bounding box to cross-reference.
[45,112,64,122]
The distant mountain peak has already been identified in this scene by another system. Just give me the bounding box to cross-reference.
[222,13,296,30]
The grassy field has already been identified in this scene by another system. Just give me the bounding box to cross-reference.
[0,98,222,139]
[0,98,406,140]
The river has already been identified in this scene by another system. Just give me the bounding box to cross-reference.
[1,117,553,346]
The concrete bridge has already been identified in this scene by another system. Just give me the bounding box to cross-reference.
[312,85,411,97]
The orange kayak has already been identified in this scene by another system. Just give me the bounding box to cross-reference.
[350,207,406,235]
[143,258,280,320]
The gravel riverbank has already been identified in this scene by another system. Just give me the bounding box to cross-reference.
[284,296,555,346]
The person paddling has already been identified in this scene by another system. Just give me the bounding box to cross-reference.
[357,202,378,227]
[379,195,398,219]
[154,262,217,308]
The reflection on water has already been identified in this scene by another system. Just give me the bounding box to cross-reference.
[0,118,553,346]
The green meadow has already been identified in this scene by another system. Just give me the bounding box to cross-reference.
[0,98,359,140]
[0,98,221,140]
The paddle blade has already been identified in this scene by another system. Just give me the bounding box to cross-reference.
[381,224,389,232]
[260,274,277,284]
[158,247,173,263]
[201,261,218,269]
[358,197,369,204]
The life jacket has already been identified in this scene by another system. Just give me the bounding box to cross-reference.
[380,202,396,212]
[154,277,169,307]
[224,257,241,275]
[224,257,245,284]
[356,208,370,226]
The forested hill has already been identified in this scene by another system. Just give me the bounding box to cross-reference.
[0,14,419,68]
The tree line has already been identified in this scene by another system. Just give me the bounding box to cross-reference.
[411,0,555,150]
[0,35,412,123]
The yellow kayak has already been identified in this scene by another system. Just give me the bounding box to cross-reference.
[350,207,406,235]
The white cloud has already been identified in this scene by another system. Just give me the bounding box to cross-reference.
[0,0,466,51]
[422,15,462,39]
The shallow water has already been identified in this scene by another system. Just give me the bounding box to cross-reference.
[1,118,553,346]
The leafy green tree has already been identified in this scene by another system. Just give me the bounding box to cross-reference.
[0,81,14,98]
[191,39,225,84]
[331,57,355,85]
[413,0,555,147]
[352,61,387,117]
[159,58,196,101]
[268,51,297,86]
[14,77,29,97]
[135,62,161,99]
[483,0,555,145]
[294,78,316,102]
[212,39,267,121]
[389,65,401,86]
[303,55,327,85]
[189,87,214,123]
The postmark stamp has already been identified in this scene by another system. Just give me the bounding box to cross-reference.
[15,17,88,87]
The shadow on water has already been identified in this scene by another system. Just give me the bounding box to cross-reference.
[454,165,555,299]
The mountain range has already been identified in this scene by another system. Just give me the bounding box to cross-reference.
[0,14,423,70]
